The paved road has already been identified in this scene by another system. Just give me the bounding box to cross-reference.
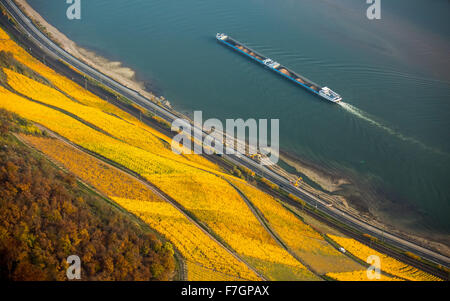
[3,0,449,268]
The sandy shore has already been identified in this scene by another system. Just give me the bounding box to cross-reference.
[14,0,450,258]
[279,151,350,193]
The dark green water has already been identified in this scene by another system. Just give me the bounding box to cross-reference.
[27,0,450,239]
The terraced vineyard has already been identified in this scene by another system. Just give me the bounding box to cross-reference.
[21,134,260,281]
[232,180,363,275]
[151,172,318,280]
[326,270,402,281]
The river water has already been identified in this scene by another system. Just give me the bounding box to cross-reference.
[27,0,450,240]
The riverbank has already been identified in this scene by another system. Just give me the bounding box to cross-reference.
[13,0,450,258]
[279,150,450,257]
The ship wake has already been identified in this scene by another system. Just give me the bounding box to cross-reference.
[338,102,448,157]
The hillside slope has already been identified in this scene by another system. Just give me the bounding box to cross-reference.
[0,109,175,280]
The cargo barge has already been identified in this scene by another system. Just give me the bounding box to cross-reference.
[216,33,342,103]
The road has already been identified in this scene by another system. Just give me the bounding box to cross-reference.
[2,0,449,269]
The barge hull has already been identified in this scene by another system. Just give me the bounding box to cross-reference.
[216,33,342,103]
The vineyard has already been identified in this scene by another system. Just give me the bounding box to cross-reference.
[232,181,363,275]
[0,25,443,282]
[328,235,442,281]
[186,260,256,281]
[0,116,175,280]
[21,135,260,281]
[326,270,402,281]
[144,171,315,280]
[0,84,268,280]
